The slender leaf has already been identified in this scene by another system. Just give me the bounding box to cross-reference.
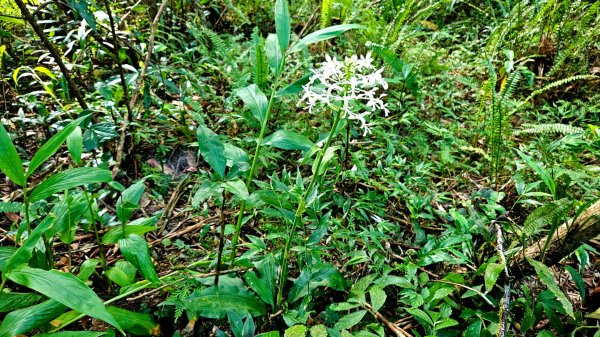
[528,258,574,318]
[103,218,158,244]
[274,0,290,51]
[0,292,43,312]
[484,263,504,293]
[290,24,364,53]
[36,332,107,337]
[276,73,311,97]
[197,125,227,179]
[7,266,122,332]
[0,246,18,270]
[29,167,112,203]
[116,180,145,223]
[334,310,367,331]
[28,116,85,177]
[0,122,25,186]
[244,254,277,307]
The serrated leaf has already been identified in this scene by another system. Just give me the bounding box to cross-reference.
[236,84,269,125]
[523,199,570,236]
[263,130,314,152]
[290,24,364,53]
[183,286,266,319]
[7,267,122,332]
[0,122,25,186]
[369,286,386,312]
[29,167,112,203]
[284,325,307,337]
[528,258,574,318]
[197,125,226,179]
[334,310,367,331]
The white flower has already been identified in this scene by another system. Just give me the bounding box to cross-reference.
[298,52,389,136]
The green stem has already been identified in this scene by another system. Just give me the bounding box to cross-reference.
[276,109,341,309]
[83,192,107,271]
[229,66,285,264]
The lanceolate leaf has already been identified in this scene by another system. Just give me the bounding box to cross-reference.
[28,167,112,203]
[28,116,85,178]
[107,306,160,336]
[116,180,145,224]
[289,24,365,53]
[2,214,55,278]
[0,292,43,312]
[197,125,227,180]
[528,259,574,318]
[7,266,123,332]
[236,84,269,125]
[118,235,160,285]
[0,122,25,186]
[244,254,277,307]
[263,130,314,152]
[35,332,107,337]
[265,34,283,76]
[274,0,290,51]
[0,299,66,337]
[183,286,266,319]
[66,126,83,166]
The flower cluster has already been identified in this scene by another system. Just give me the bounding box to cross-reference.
[298,52,389,135]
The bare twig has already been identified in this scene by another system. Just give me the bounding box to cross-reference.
[13,0,88,110]
[364,303,413,337]
[112,0,168,177]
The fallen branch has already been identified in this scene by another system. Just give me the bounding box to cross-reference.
[511,200,600,276]
[364,303,413,337]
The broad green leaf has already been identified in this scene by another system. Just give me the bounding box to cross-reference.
[66,0,97,31]
[2,214,54,278]
[290,24,364,53]
[264,130,314,152]
[67,126,83,165]
[334,310,367,331]
[183,286,266,319]
[107,306,160,336]
[106,260,137,287]
[276,73,311,97]
[118,235,160,285]
[29,167,112,203]
[78,258,100,281]
[244,254,277,307]
[28,116,85,177]
[222,179,250,201]
[528,258,574,318]
[7,267,122,332]
[405,308,434,326]
[236,84,269,125]
[309,325,328,337]
[256,332,280,337]
[224,143,250,179]
[83,122,118,151]
[116,180,145,223]
[36,332,107,337]
[369,286,386,312]
[436,318,459,330]
[288,265,347,303]
[0,292,43,312]
[588,307,600,319]
[0,122,25,186]
[265,34,283,76]
[0,246,18,270]
[284,325,307,337]
[0,299,66,337]
[463,320,481,337]
[103,218,158,244]
[274,0,290,51]
[484,263,504,293]
[197,125,227,179]
[192,181,223,207]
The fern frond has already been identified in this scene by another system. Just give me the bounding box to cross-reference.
[251,28,268,89]
[516,123,585,135]
[499,69,522,103]
[510,75,599,115]
[0,201,23,213]
[523,199,571,237]
[320,0,334,28]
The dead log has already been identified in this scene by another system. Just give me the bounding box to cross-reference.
[511,200,600,276]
